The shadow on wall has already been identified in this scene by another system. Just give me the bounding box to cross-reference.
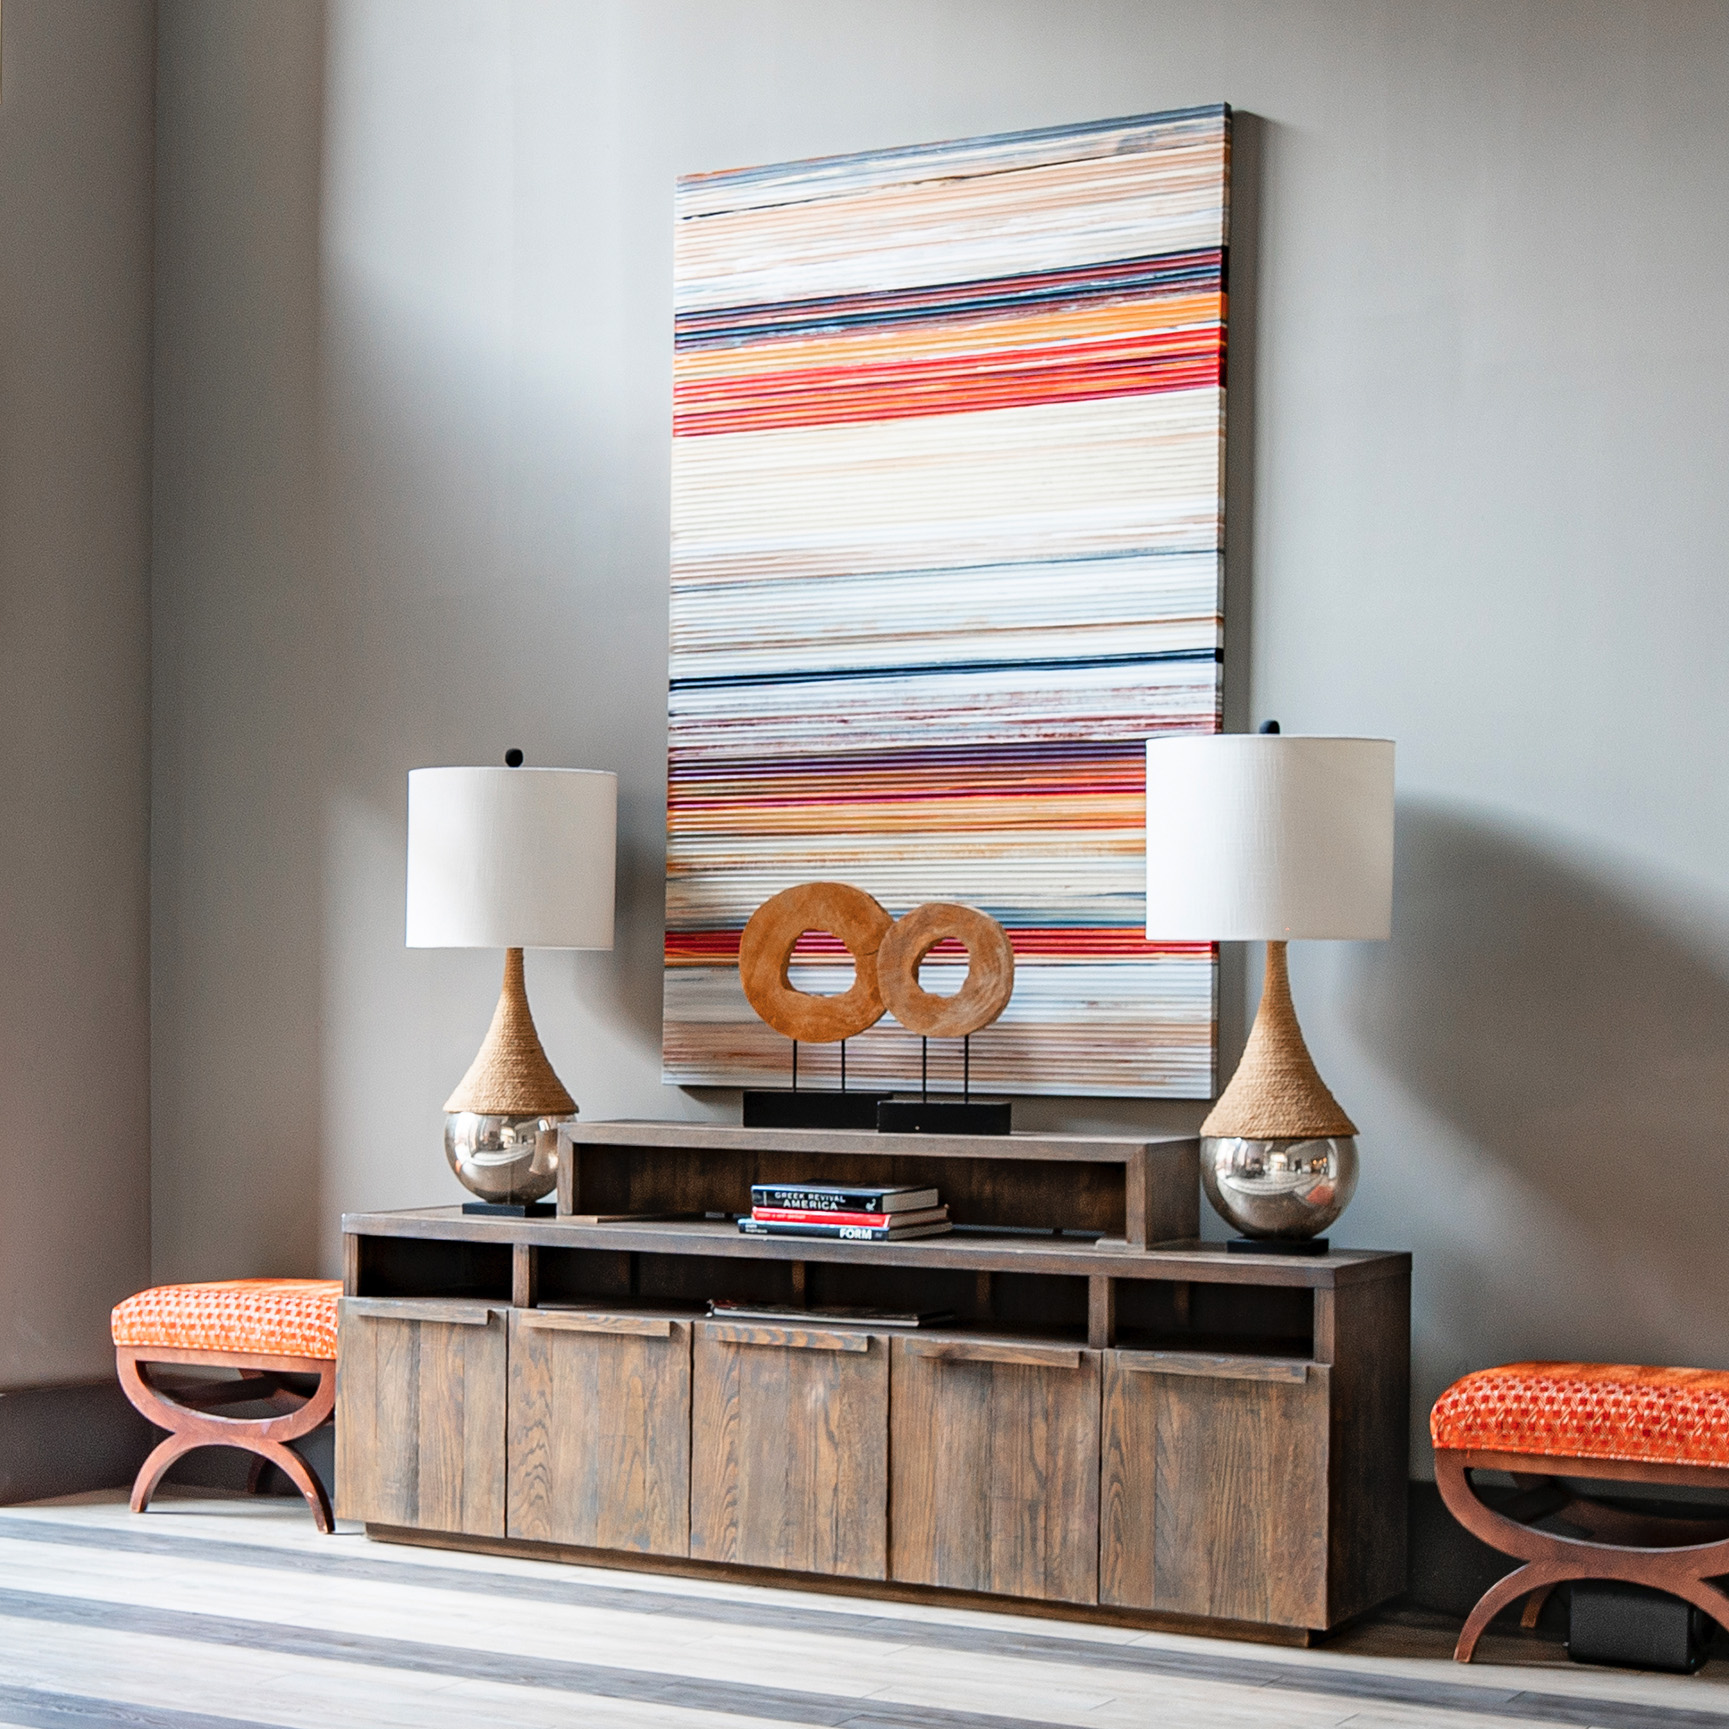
[1347,799,1729,1365]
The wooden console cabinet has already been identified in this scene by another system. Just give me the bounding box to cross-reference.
[337,1122,1410,1641]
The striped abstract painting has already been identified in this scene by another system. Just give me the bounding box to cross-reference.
[664,106,1228,1098]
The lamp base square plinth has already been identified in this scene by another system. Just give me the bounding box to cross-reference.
[876,1097,1012,1136]
[1225,1235,1330,1256]
[742,1090,892,1131]
[461,1200,556,1218]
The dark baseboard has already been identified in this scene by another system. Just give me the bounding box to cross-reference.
[1405,1478,1524,1618]
[0,1379,157,1504]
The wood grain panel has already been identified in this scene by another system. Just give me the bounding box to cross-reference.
[890,1339,1100,1603]
[1099,1351,1329,1628]
[689,1321,887,1578]
[702,1322,871,1352]
[507,1311,691,1555]
[900,1337,1081,1369]
[335,1299,506,1537]
[1315,1270,1410,1623]
[520,1310,674,1337]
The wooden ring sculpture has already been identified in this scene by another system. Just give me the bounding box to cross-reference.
[877,902,1015,1038]
[738,881,892,1043]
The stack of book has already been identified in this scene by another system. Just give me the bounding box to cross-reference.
[738,1181,952,1241]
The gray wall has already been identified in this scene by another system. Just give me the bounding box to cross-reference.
[0,0,156,1391]
[150,0,1729,1471]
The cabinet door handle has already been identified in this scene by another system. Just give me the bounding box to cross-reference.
[1112,1349,1309,1383]
[702,1321,871,1353]
[903,1338,1083,1370]
[519,1310,674,1338]
[341,1297,496,1328]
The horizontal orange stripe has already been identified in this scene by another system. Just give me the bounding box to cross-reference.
[669,792,1143,837]
[674,294,1226,382]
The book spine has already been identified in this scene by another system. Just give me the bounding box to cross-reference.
[750,1206,944,1228]
[750,1191,888,1212]
[737,1218,950,1242]
[749,1187,929,1212]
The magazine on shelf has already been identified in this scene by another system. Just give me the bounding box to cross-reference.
[749,1205,949,1229]
[737,1217,953,1242]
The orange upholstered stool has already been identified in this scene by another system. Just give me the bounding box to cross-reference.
[1432,1362,1729,1661]
[112,1279,342,1533]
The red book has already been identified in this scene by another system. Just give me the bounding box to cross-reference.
[749,1205,949,1229]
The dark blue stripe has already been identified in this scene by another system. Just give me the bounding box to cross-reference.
[676,251,1223,350]
[670,648,1220,693]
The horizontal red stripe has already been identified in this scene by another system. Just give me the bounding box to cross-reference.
[674,340,1221,437]
[676,328,1221,407]
[665,929,1212,964]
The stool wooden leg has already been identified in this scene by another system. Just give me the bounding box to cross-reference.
[116,1349,337,1533]
[1437,1449,1729,1662]
[1519,1584,1556,1629]
[130,1432,204,1514]
[248,1439,333,1534]
[1455,1561,1571,1662]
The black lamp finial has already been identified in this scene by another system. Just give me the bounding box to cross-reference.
[504,748,525,767]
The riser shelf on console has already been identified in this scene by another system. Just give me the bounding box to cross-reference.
[557,1121,1198,1250]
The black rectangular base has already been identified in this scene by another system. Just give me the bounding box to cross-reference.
[1569,1580,1710,1673]
[1225,1235,1330,1256]
[742,1090,892,1131]
[876,1097,1012,1136]
[461,1200,556,1218]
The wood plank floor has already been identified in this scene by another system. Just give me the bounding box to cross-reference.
[0,1492,1727,1728]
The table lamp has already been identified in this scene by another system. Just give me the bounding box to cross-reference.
[1144,732,1394,1251]
[406,756,617,1215]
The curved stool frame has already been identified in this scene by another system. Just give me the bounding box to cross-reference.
[116,1344,336,1533]
[1435,1446,1729,1662]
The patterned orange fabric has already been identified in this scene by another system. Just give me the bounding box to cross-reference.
[112,1280,341,1360]
[1431,1361,1729,1469]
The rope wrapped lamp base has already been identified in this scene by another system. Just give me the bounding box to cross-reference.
[444,947,576,1117]
[1202,940,1355,1139]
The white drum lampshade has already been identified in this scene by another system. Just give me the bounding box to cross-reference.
[1143,736,1394,944]
[407,766,616,951]
[1145,734,1394,1242]
[406,764,617,1207]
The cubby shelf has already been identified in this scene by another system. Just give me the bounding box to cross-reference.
[344,1206,1403,1288]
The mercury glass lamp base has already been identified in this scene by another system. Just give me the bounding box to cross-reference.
[445,1111,572,1206]
[1200,1135,1358,1240]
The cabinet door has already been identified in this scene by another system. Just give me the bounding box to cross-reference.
[689,1321,888,1579]
[508,1309,691,1555]
[1100,1350,1330,1628]
[891,1338,1100,1604]
[335,1297,507,1536]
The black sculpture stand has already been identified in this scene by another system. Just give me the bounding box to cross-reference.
[742,1089,891,1130]
[876,1097,1011,1135]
